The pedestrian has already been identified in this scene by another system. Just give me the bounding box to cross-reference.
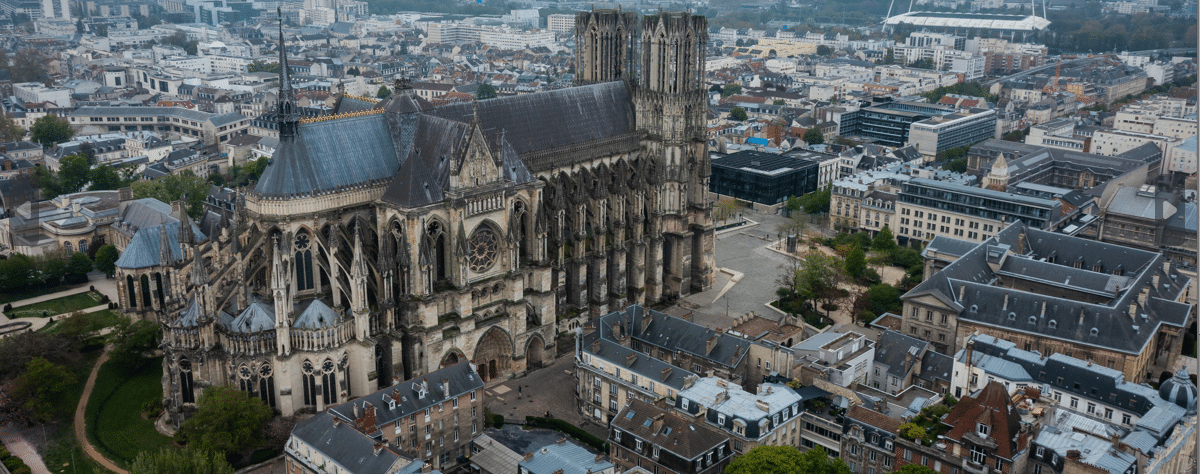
[518,385,522,398]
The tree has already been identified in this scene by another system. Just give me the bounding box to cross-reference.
[892,463,938,474]
[89,165,123,191]
[94,245,119,275]
[10,49,47,83]
[108,320,160,370]
[246,60,281,74]
[130,172,210,218]
[796,185,831,214]
[67,252,92,276]
[0,254,35,291]
[715,198,741,223]
[131,448,234,474]
[95,23,108,37]
[50,153,91,196]
[833,136,857,146]
[346,66,361,76]
[163,32,199,55]
[14,357,76,421]
[803,128,825,145]
[57,311,109,343]
[476,83,497,100]
[912,58,935,70]
[816,45,834,56]
[794,250,846,317]
[727,446,851,474]
[177,387,274,455]
[0,112,24,142]
[376,85,392,99]
[883,47,895,65]
[729,107,748,121]
[845,247,866,278]
[872,226,897,252]
[859,283,902,321]
[773,99,786,106]
[30,115,74,148]
[721,84,743,97]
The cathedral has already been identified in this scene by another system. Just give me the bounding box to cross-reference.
[113,10,714,424]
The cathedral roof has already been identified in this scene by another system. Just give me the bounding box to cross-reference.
[293,298,343,329]
[178,296,203,327]
[114,220,207,269]
[228,301,276,333]
[254,113,400,198]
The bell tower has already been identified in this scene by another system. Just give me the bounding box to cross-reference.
[574,9,639,85]
[634,12,715,297]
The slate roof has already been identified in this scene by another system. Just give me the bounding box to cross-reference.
[922,235,977,261]
[943,382,1023,460]
[292,298,343,329]
[905,221,1192,355]
[874,329,928,378]
[254,113,399,197]
[289,411,411,474]
[619,305,751,370]
[328,361,484,432]
[114,221,207,269]
[117,198,175,230]
[226,301,276,333]
[611,399,729,461]
[519,442,612,474]
[581,313,698,391]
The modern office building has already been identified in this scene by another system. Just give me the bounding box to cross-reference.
[895,177,1068,244]
[907,108,996,160]
[835,99,956,147]
[709,150,819,205]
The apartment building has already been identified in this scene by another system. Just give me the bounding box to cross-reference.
[892,382,1028,474]
[609,399,734,474]
[14,82,71,107]
[325,361,484,471]
[968,139,1160,192]
[901,221,1192,383]
[576,319,700,423]
[285,411,434,474]
[907,108,997,159]
[68,106,250,147]
[675,377,805,454]
[841,406,901,474]
[546,13,575,33]
[791,330,875,388]
[1091,129,1179,158]
[895,178,1067,245]
[1024,118,1091,152]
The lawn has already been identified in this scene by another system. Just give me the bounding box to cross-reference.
[86,357,173,468]
[7,292,104,318]
[39,310,126,335]
[0,283,87,305]
[41,349,113,474]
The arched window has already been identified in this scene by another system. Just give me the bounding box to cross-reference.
[514,201,528,264]
[79,239,88,254]
[301,360,317,406]
[238,364,253,392]
[179,357,195,404]
[154,272,165,307]
[63,241,73,253]
[321,358,337,405]
[258,364,276,408]
[140,274,152,308]
[426,221,447,283]
[294,230,314,291]
[126,275,137,308]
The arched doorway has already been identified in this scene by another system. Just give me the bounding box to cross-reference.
[526,335,546,371]
[473,327,513,383]
[441,349,465,368]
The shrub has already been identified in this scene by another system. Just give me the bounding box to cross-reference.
[12,467,31,474]
[143,398,164,419]
[3,303,11,312]
[525,416,608,453]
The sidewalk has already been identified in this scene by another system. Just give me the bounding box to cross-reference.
[0,424,52,474]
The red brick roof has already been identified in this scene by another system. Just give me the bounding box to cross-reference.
[942,381,1024,460]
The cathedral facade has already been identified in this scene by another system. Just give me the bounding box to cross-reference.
[113,10,714,432]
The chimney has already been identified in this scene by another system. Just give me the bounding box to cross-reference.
[626,353,638,367]
[1017,232,1025,254]
[1066,449,1081,460]
[1163,259,1172,275]
[1040,299,1047,319]
[421,462,432,473]
[661,367,672,381]
[524,453,534,462]
[353,403,361,418]
[1138,287,1148,305]
[591,341,601,354]
[958,284,966,301]
[373,442,384,455]
[612,323,623,341]
[640,314,652,334]
[333,416,342,426]
[706,336,718,355]
[556,437,566,445]
[442,379,450,399]
[1003,291,1009,310]
[1152,273,1160,289]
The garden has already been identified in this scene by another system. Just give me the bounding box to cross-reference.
[5,291,107,319]
[86,356,174,468]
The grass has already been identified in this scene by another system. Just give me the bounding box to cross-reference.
[39,310,126,335]
[41,349,114,474]
[86,357,173,468]
[0,283,88,305]
[7,292,104,318]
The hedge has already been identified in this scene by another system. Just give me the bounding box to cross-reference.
[524,416,608,453]
[0,445,31,474]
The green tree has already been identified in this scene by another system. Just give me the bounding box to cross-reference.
[54,154,92,195]
[872,226,897,252]
[94,244,119,275]
[346,66,361,76]
[794,250,846,317]
[860,283,903,320]
[833,136,857,146]
[246,60,281,74]
[912,58,935,70]
[729,107,748,121]
[803,128,825,145]
[10,49,47,83]
[15,357,76,421]
[131,448,234,474]
[177,387,274,455]
[796,185,831,214]
[727,445,851,474]
[95,23,107,37]
[0,254,35,291]
[108,320,160,370]
[845,247,866,278]
[816,44,833,56]
[88,165,123,190]
[943,157,968,173]
[67,252,92,276]
[892,463,938,474]
[130,172,210,218]
[773,99,786,106]
[377,85,392,99]
[30,114,74,148]
[476,83,497,100]
[0,112,24,142]
[883,47,895,64]
[721,83,743,97]
[163,32,198,55]
[37,253,67,286]
[57,311,110,343]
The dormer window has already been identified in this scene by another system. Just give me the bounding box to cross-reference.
[977,423,990,436]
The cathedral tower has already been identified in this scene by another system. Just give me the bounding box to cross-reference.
[635,12,715,297]
[573,10,639,85]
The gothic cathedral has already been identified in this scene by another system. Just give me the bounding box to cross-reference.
[113,10,713,424]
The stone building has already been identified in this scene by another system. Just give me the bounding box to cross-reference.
[112,10,716,430]
[609,399,733,474]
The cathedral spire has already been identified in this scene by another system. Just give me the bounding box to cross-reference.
[276,8,300,140]
[350,225,368,313]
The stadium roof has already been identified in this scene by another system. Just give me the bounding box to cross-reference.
[884,11,1051,31]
